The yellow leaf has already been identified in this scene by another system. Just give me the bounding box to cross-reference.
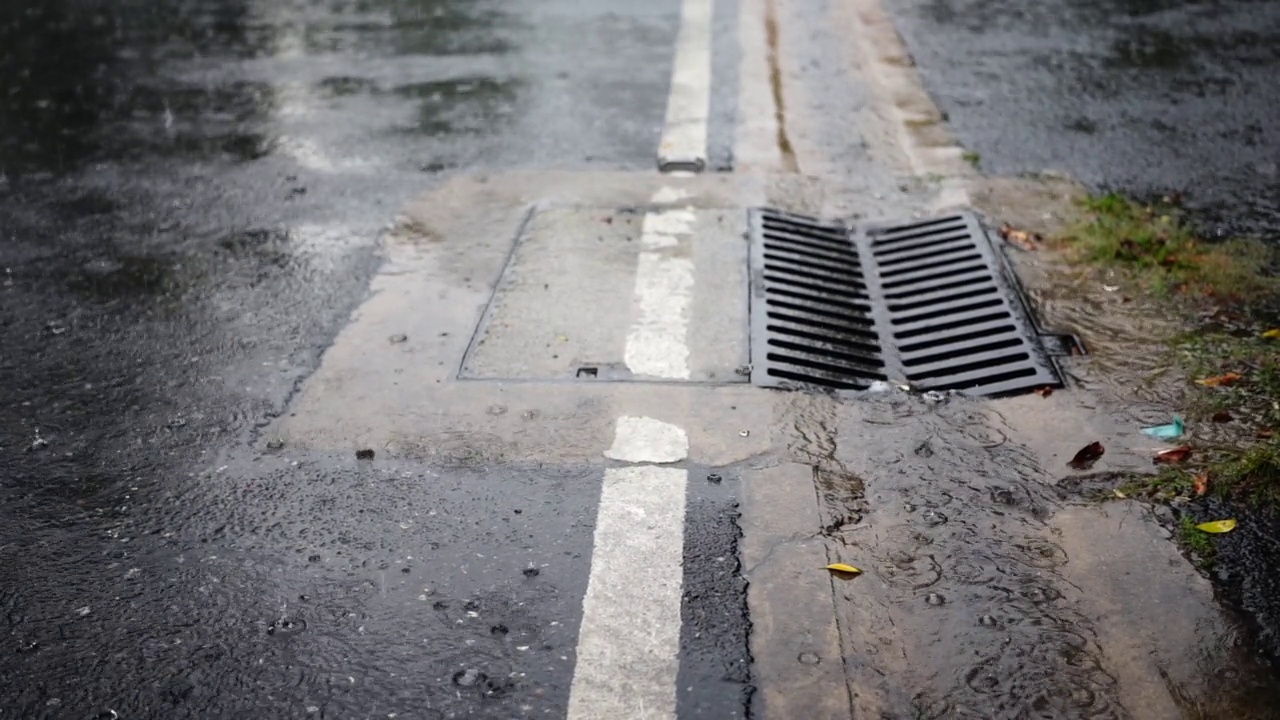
[1195,519,1237,534]
[1263,329,1280,340]
[1113,489,1127,499]
[825,563,862,574]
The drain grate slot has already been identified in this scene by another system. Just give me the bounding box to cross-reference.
[750,209,1066,397]
[750,210,888,390]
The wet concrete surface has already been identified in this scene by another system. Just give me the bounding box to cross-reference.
[883,0,1280,238]
[782,389,1280,717]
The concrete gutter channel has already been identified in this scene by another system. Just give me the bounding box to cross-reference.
[267,2,1280,719]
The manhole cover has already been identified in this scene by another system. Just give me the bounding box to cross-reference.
[749,209,1072,397]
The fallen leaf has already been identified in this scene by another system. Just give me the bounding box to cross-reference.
[1195,372,1243,387]
[1035,386,1054,398]
[1192,472,1209,497]
[1154,445,1193,464]
[825,563,862,575]
[1195,518,1236,534]
[1113,488,1128,499]
[1068,441,1105,470]
[1211,410,1233,423]
[998,223,1042,251]
[1262,328,1280,340]
[1141,416,1184,440]
[1258,428,1275,439]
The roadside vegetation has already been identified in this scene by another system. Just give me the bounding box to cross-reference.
[1063,193,1278,300]
[1058,192,1280,558]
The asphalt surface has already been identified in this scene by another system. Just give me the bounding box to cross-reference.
[884,0,1280,238]
[5,0,1280,717]
[0,1,752,717]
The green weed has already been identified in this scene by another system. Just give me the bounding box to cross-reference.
[1178,514,1216,559]
[1063,193,1278,300]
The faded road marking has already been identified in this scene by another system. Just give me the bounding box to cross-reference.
[658,0,712,172]
[624,206,695,379]
[604,416,690,464]
[567,464,688,720]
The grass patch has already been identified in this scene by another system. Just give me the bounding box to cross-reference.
[1118,439,1280,507]
[1174,330,1280,429]
[962,150,981,168]
[1062,193,1278,300]
[1118,466,1195,501]
[1177,514,1216,558]
[1063,191,1280,513]
[1215,438,1280,506]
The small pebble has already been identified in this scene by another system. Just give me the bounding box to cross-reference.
[389,333,408,344]
[356,449,375,460]
[522,567,540,578]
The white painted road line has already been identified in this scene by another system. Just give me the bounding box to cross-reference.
[625,208,695,380]
[605,416,690,464]
[658,0,713,172]
[566,465,689,720]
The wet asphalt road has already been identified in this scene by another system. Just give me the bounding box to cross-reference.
[5,0,1280,717]
[885,0,1280,238]
[0,1,752,717]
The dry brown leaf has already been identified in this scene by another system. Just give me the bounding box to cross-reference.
[1154,445,1193,465]
[1068,441,1105,470]
[1192,472,1209,497]
[1195,372,1243,387]
[998,223,1041,251]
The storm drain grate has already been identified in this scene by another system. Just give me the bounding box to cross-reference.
[749,209,1069,397]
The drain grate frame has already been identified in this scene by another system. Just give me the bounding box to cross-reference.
[749,208,1069,397]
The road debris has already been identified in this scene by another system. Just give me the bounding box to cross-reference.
[1067,441,1105,470]
[1154,445,1193,464]
[1142,416,1184,440]
[355,449,375,460]
[998,223,1042,251]
[28,430,49,452]
[824,563,861,575]
[1192,472,1209,496]
[1195,372,1243,387]
[1195,518,1237,534]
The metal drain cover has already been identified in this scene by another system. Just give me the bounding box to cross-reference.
[749,208,1068,397]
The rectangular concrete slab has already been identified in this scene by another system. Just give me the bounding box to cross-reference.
[461,206,748,383]
[740,463,853,720]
